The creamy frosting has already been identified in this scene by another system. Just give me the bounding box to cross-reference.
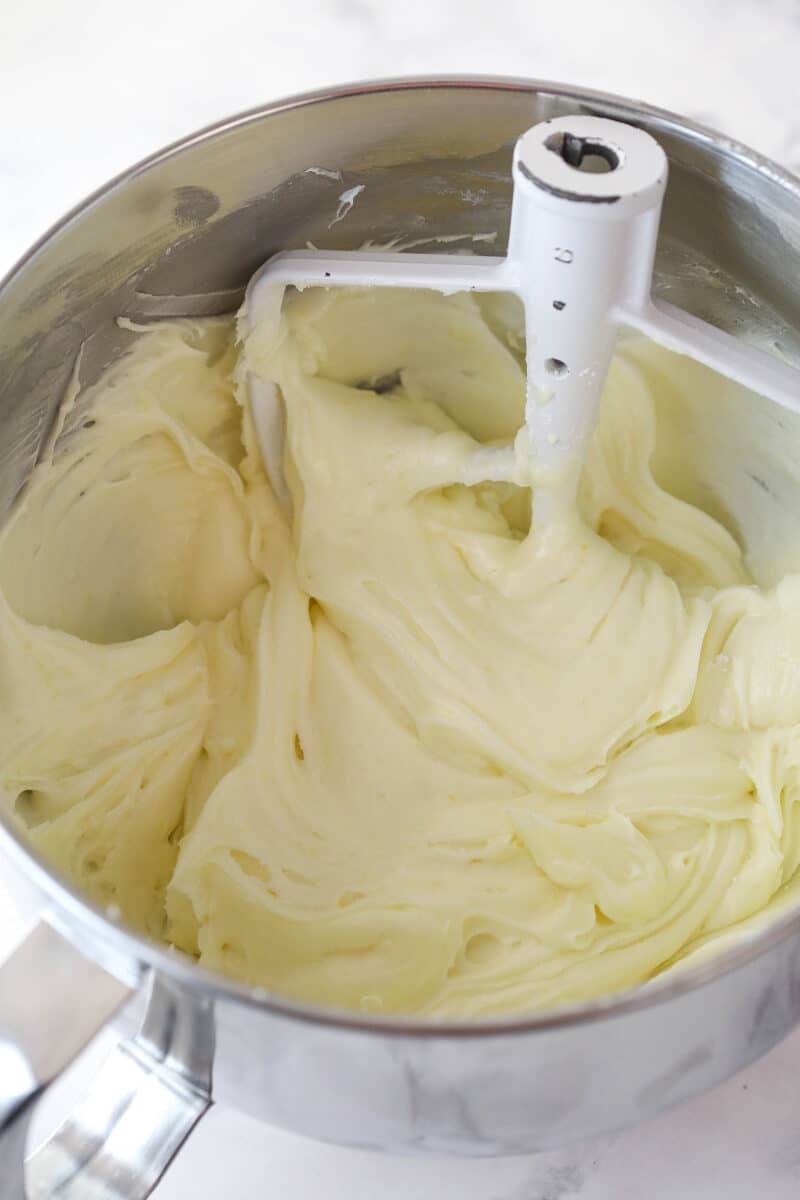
[3,288,800,1016]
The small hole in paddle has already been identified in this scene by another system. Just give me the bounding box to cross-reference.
[545,132,620,174]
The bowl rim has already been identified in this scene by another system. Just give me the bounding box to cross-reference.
[3,72,800,1038]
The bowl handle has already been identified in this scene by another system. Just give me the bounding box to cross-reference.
[0,922,212,1198]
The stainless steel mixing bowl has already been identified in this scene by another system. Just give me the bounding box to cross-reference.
[2,77,800,1200]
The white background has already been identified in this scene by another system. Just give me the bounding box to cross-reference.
[3,1,800,1196]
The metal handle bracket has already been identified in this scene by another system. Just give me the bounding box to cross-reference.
[0,923,212,1199]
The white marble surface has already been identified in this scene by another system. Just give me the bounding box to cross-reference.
[4,0,800,1196]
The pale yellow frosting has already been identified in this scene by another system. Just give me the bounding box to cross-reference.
[3,288,800,1016]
